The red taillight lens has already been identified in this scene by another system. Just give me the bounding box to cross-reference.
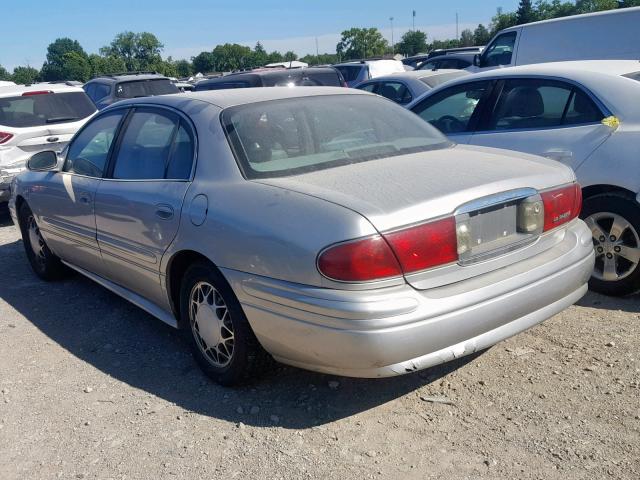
[318,235,402,282]
[0,132,14,144]
[541,183,582,232]
[22,90,53,96]
[385,217,458,273]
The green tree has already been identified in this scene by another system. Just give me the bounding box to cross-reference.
[12,66,40,85]
[490,7,519,35]
[396,30,428,56]
[192,51,216,73]
[283,51,298,62]
[336,28,389,60]
[534,1,577,20]
[252,42,269,67]
[473,24,492,45]
[575,0,620,13]
[299,53,339,65]
[174,59,192,77]
[459,29,475,47]
[100,31,164,71]
[211,43,253,71]
[516,0,536,24]
[0,65,11,81]
[88,54,127,77]
[60,51,92,82]
[40,37,88,81]
[267,51,284,63]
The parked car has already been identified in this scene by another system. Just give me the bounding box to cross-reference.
[470,7,640,72]
[417,53,477,71]
[403,48,484,70]
[83,72,180,110]
[355,70,470,106]
[10,87,593,385]
[193,67,346,91]
[334,60,405,87]
[408,60,640,296]
[0,83,96,204]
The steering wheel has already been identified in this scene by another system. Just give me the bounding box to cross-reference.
[436,115,466,134]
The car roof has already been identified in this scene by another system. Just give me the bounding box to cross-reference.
[469,60,640,79]
[0,82,86,98]
[500,5,640,31]
[200,67,338,83]
[111,86,369,110]
[88,73,169,83]
[362,69,469,83]
[334,59,402,67]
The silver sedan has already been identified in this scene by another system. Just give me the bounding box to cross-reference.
[9,87,594,385]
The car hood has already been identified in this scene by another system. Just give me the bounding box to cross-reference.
[256,144,575,232]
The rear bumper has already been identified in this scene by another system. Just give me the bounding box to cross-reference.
[223,220,595,378]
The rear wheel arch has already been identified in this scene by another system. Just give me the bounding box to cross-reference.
[581,184,636,202]
[166,250,221,328]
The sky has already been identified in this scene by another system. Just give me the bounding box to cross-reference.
[1,0,521,71]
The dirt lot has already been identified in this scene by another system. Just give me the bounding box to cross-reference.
[0,213,638,480]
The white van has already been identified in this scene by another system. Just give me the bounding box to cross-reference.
[470,7,640,72]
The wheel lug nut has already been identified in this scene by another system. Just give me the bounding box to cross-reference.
[610,235,616,242]
[599,236,606,242]
[606,253,614,259]
[597,247,604,253]
[614,246,621,253]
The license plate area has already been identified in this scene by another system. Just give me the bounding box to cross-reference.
[455,189,541,265]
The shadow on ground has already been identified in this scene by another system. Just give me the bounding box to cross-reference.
[577,290,640,314]
[0,232,481,429]
[0,205,12,227]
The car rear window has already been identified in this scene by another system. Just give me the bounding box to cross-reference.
[222,94,450,179]
[0,91,96,128]
[419,71,468,88]
[115,79,179,98]
[262,71,342,87]
[335,66,362,82]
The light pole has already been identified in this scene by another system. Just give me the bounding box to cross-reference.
[389,16,395,54]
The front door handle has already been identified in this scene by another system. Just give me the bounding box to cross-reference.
[155,204,174,220]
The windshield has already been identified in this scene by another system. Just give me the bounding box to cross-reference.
[0,91,96,128]
[115,79,179,98]
[222,94,451,179]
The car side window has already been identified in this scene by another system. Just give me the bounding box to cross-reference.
[64,111,123,177]
[112,109,194,180]
[94,83,111,101]
[377,82,412,105]
[412,81,491,134]
[84,83,96,101]
[357,83,377,93]
[482,32,517,67]
[486,79,604,131]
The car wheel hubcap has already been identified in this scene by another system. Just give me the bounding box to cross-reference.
[585,212,640,282]
[189,281,234,367]
[27,215,46,266]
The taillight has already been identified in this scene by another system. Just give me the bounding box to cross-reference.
[317,217,458,282]
[318,235,402,282]
[22,90,53,96]
[385,217,458,273]
[541,183,582,232]
[0,132,13,144]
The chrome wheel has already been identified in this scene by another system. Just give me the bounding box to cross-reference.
[27,215,46,266]
[585,212,640,282]
[189,281,235,368]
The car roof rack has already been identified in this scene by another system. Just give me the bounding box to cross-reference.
[93,71,161,78]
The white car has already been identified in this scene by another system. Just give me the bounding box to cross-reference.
[408,60,640,296]
[0,83,96,203]
[334,60,406,87]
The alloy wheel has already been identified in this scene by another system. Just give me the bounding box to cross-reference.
[585,212,640,282]
[27,215,47,267]
[189,281,235,368]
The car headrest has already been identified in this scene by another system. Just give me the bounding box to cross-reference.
[504,87,544,118]
[379,85,400,102]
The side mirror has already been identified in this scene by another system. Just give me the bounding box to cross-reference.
[473,54,481,67]
[27,150,58,171]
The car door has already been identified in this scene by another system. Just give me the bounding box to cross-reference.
[94,106,195,306]
[32,109,126,273]
[410,80,494,144]
[469,78,613,170]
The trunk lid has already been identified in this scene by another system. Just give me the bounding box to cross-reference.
[258,145,576,288]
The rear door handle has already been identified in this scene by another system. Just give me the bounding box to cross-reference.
[155,204,174,220]
[543,149,573,161]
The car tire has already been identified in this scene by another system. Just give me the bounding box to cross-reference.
[581,192,640,296]
[179,261,272,386]
[18,202,68,281]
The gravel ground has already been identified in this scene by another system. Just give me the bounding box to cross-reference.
[0,212,639,480]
